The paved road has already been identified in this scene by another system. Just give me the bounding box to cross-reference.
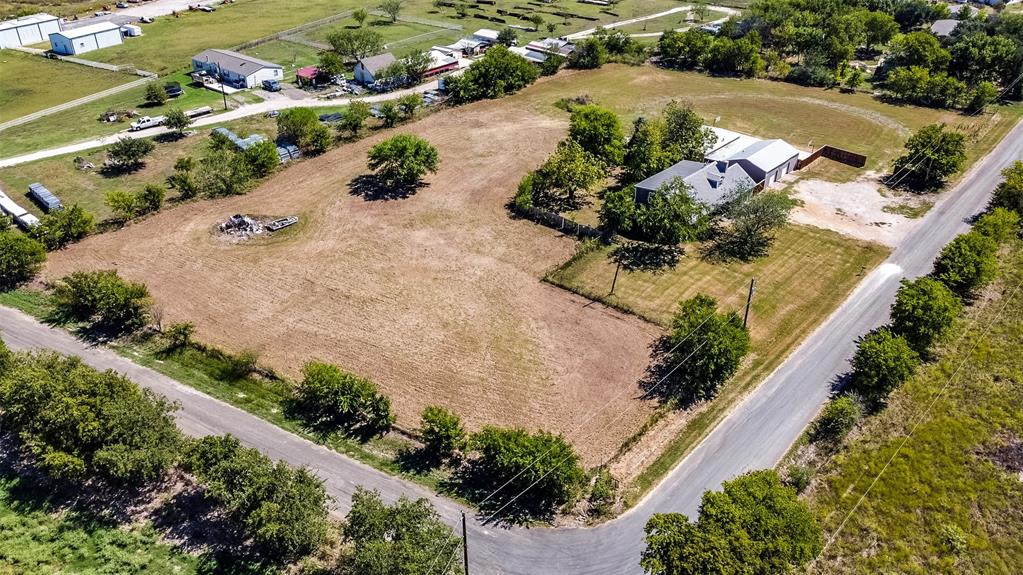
[2,120,1020,573]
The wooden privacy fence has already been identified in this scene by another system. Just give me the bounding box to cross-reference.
[797,145,868,170]
[516,205,609,241]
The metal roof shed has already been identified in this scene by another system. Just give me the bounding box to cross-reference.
[27,182,62,212]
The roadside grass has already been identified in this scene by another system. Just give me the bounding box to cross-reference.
[544,224,890,504]
[0,51,136,123]
[0,113,278,221]
[0,71,232,158]
[0,288,452,496]
[241,40,321,83]
[881,200,933,219]
[516,65,1023,179]
[810,239,1023,573]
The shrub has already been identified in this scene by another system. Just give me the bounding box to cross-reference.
[786,464,813,494]
[568,104,625,166]
[850,327,919,402]
[28,204,95,250]
[663,294,750,401]
[811,396,861,442]
[568,37,608,69]
[973,208,1020,243]
[276,107,319,144]
[588,468,618,518]
[0,231,46,289]
[367,133,440,188]
[242,139,280,176]
[52,270,152,334]
[991,161,1023,214]
[163,322,195,351]
[444,45,539,103]
[420,405,465,458]
[106,136,155,169]
[933,231,998,296]
[891,124,967,190]
[293,362,394,435]
[890,277,962,353]
[339,100,372,136]
[144,82,167,106]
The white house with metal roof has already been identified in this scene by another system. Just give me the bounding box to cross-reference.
[49,21,122,55]
[0,13,60,49]
[354,52,396,85]
[192,49,283,89]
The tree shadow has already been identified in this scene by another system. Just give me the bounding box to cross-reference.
[394,446,444,475]
[154,132,186,144]
[99,162,145,177]
[609,242,682,273]
[637,335,698,409]
[348,174,425,201]
[441,464,557,526]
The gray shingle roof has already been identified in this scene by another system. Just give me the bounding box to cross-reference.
[358,52,397,75]
[193,49,282,77]
[636,160,754,206]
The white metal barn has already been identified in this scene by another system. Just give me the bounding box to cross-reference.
[49,21,122,55]
[0,13,60,49]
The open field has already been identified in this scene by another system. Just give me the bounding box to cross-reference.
[40,96,664,466]
[612,8,729,34]
[0,71,240,158]
[1,0,103,18]
[0,113,278,221]
[810,240,1023,573]
[0,51,135,124]
[241,39,321,82]
[299,17,452,48]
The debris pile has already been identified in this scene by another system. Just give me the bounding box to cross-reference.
[214,214,299,242]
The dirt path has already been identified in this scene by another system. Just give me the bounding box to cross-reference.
[43,98,662,465]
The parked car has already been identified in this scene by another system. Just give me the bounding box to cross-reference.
[140,16,155,22]
[164,82,183,98]
[199,5,215,11]
[95,10,112,16]
[116,2,128,8]
[261,79,281,92]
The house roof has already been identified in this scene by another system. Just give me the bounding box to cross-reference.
[442,38,484,51]
[724,139,800,172]
[52,21,119,39]
[635,160,754,206]
[192,49,282,76]
[509,45,548,63]
[525,37,574,56]
[472,28,500,41]
[0,12,57,31]
[357,52,396,75]
[296,66,320,79]
[705,126,760,160]
[930,19,958,37]
[427,49,458,70]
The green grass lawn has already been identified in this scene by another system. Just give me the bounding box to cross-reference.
[0,112,278,221]
[0,51,137,124]
[300,17,447,46]
[0,71,234,159]
[0,474,199,575]
[612,9,730,34]
[516,65,1023,180]
[809,239,1023,573]
[545,224,890,504]
[241,40,321,82]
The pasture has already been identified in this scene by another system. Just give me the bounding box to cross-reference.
[0,51,135,124]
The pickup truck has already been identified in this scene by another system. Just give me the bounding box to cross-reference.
[129,115,165,131]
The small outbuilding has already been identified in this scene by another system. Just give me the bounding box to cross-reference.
[295,65,326,87]
[354,52,396,85]
[524,37,575,57]
[27,182,62,212]
[192,49,283,89]
[471,28,500,44]
[48,21,123,55]
[424,49,459,77]
[0,13,60,49]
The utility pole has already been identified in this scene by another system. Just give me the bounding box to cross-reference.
[610,260,622,294]
[217,62,228,110]
[743,277,756,329]
[461,512,470,575]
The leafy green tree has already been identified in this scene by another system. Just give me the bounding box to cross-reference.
[318,50,346,77]
[353,7,368,26]
[136,184,165,216]
[301,122,333,155]
[294,362,394,434]
[933,231,998,296]
[377,59,407,85]
[599,186,637,234]
[710,189,793,261]
[397,93,422,117]
[850,327,919,402]
[658,29,712,69]
[444,45,539,102]
[0,231,46,289]
[966,81,1000,113]
[367,133,440,188]
[539,53,565,76]
[163,321,195,351]
[532,140,606,209]
[107,136,155,170]
[52,270,152,334]
[163,107,191,135]
[568,104,625,166]
[973,207,1020,243]
[862,10,899,52]
[891,124,966,189]
[623,117,671,182]
[529,14,544,31]
[949,33,1018,86]
[497,27,518,47]
[185,435,329,560]
[843,67,864,91]
[704,35,764,77]
[0,351,180,484]
[379,100,401,127]
[0,338,11,375]
[380,0,403,22]
[642,470,822,575]
[634,178,709,245]
[325,28,384,61]
[889,277,962,353]
[144,82,167,106]
[661,101,713,165]
[28,204,95,250]
[812,396,861,443]
[197,149,253,197]
[991,160,1023,214]
[420,405,466,458]
[662,294,750,401]
[402,50,432,82]
[885,31,950,72]
[243,139,280,176]
[106,190,139,222]
[277,107,319,144]
[343,487,463,575]
[568,37,608,69]
[340,100,372,136]
[467,426,585,518]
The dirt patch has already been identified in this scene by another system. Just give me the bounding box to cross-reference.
[43,99,662,466]
[789,173,927,246]
[980,433,1023,481]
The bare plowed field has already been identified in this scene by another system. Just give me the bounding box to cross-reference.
[43,100,661,464]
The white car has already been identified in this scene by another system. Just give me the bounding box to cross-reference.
[199,5,215,12]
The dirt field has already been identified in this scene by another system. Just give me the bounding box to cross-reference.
[42,99,662,465]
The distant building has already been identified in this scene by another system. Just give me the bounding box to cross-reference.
[929,19,958,38]
[509,45,548,64]
[424,49,459,77]
[192,49,282,89]
[0,13,60,49]
[295,66,326,87]
[524,37,575,57]
[436,37,485,57]
[354,52,396,85]
[48,21,122,55]
[471,28,500,44]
